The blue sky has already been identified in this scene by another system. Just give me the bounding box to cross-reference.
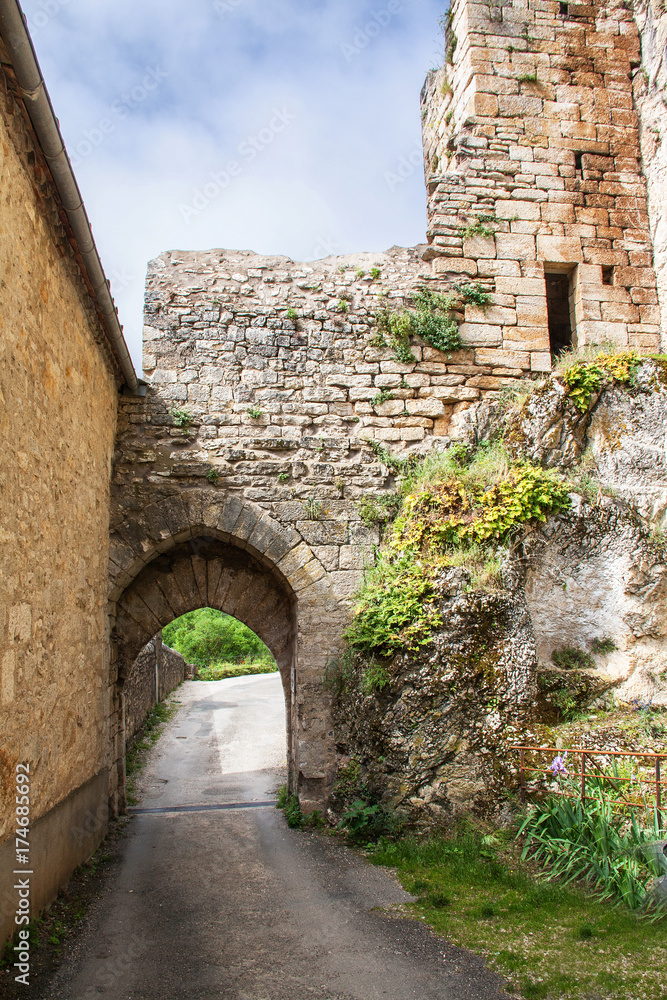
[21,0,445,368]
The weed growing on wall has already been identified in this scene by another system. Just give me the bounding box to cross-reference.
[356,492,402,528]
[360,662,391,695]
[554,349,645,411]
[457,215,495,240]
[169,407,192,429]
[345,552,443,658]
[551,646,595,671]
[373,284,468,361]
[392,445,571,550]
[347,443,571,657]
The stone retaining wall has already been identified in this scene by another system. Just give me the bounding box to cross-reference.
[124,634,187,744]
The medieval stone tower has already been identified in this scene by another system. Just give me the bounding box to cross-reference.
[421,0,662,365]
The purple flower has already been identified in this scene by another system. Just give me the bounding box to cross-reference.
[548,752,569,777]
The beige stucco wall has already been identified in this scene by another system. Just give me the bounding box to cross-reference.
[0,63,119,918]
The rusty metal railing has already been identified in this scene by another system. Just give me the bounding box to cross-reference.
[512,744,667,827]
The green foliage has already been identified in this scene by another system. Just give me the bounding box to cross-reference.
[370,825,667,998]
[458,215,495,240]
[374,284,465,360]
[337,799,402,843]
[355,268,365,278]
[170,407,192,428]
[518,71,538,83]
[364,438,416,476]
[453,281,492,308]
[370,388,395,408]
[411,287,462,353]
[519,787,666,915]
[125,699,179,804]
[246,405,263,419]
[337,299,349,313]
[556,350,643,411]
[333,757,364,800]
[360,662,391,695]
[370,267,382,280]
[345,443,570,656]
[206,468,220,484]
[196,660,277,681]
[275,788,323,830]
[162,608,273,669]
[286,307,298,321]
[356,491,403,528]
[303,498,323,519]
[282,794,304,828]
[393,452,571,550]
[592,636,618,655]
[551,646,595,671]
[374,307,415,363]
[345,552,442,658]
[324,651,357,695]
[440,9,457,64]
[278,472,290,483]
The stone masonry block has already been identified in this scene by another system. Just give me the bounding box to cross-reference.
[495,234,536,260]
[496,200,541,221]
[433,257,478,277]
[537,236,583,262]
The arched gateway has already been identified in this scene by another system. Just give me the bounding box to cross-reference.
[108,492,349,816]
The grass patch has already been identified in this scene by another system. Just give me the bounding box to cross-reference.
[276,785,323,830]
[125,699,179,805]
[367,825,667,1000]
[196,660,278,681]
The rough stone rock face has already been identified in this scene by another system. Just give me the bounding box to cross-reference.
[332,573,538,824]
[521,498,667,707]
[333,374,667,823]
[587,375,667,526]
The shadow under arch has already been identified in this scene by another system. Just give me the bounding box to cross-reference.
[112,535,298,814]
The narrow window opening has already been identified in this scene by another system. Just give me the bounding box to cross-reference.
[574,151,583,174]
[546,272,574,357]
[602,266,614,286]
[559,1,568,14]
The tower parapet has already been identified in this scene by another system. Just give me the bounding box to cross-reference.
[421,0,660,369]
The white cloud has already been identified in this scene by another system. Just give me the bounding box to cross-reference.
[21,0,445,370]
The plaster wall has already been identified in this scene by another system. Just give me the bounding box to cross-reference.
[0,53,119,933]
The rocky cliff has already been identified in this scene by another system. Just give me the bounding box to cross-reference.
[331,355,667,825]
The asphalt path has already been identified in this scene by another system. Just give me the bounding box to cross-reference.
[46,674,509,1000]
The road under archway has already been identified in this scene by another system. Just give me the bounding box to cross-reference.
[44,674,508,1000]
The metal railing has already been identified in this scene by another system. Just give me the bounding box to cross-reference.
[512,744,667,826]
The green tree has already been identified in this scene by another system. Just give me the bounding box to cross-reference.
[162,609,273,668]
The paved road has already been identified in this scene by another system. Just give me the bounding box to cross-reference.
[47,675,509,1000]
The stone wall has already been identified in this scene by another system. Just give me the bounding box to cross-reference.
[633,0,667,339]
[124,634,187,743]
[421,0,660,357]
[0,46,120,943]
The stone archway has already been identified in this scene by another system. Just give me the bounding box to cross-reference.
[108,493,349,817]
